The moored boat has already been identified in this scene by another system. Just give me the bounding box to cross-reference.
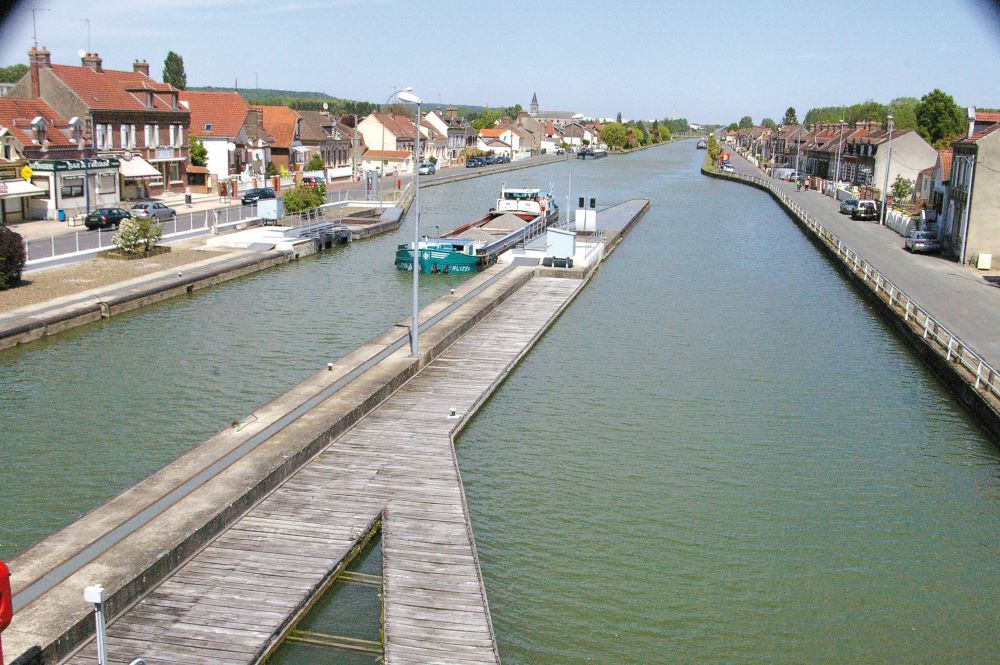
[696,139,708,149]
[395,186,558,274]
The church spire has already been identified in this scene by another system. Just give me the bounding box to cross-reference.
[530,92,538,116]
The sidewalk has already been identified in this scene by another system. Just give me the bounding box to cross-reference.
[728,150,1000,368]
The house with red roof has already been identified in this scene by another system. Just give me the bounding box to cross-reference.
[423,108,476,164]
[180,90,263,180]
[356,112,425,173]
[942,119,1000,264]
[297,110,359,179]
[0,97,89,223]
[256,106,302,172]
[7,47,191,198]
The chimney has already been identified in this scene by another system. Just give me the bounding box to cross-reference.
[82,52,102,73]
[967,106,977,138]
[28,46,51,98]
[445,107,458,120]
[133,59,149,76]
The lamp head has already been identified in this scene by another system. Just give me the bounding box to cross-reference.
[397,90,421,104]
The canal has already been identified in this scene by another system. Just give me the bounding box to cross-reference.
[1,141,998,662]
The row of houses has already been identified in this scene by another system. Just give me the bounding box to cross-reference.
[0,48,597,224]
[726,110,1000,264]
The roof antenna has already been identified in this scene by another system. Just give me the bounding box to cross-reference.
[31,7,51,49]
[78,17,91,54]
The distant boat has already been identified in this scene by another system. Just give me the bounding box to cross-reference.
[696,139,708,149]
[395,186,558,274]
[577,147,607,159]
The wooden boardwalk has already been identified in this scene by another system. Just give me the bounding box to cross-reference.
[63,276,580,665]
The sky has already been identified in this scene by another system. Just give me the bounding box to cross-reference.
[1,0,998,124]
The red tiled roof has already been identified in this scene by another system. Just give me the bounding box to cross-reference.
[49,63,180,111]
[938,148,953,181]
[179,91,250,139]
[0,98,81,148]
[976,111,1000,123]
[257,105,300,147]
[365,149,410,159]
[373,113,417,140]
[479,127,505,138]
[956,121,1000,144]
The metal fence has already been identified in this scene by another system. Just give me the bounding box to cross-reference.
[724,168,1000,402]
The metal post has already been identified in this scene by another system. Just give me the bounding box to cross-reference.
[880,114,894,225]
[397,93,423,358]
[833,120,845,194]
[84,585,107,665]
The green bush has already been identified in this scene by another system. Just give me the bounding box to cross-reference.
[305,154,326,171]
[112,217,162,255]
[282,184,326,213]
[0,226,26,289]
[265,161,278,177]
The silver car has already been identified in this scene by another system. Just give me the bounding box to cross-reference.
[905,230,941,253]
[130,202,176,221]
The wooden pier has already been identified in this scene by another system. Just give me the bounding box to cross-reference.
[60,277,581,665]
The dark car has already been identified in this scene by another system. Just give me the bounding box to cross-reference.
[130,201,176,221]
[839,198,859,215]
[851,200,879,221]
[85,207,131,230]
[242,187,276,205]
[466,158,483,168]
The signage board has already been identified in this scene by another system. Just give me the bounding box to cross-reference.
[28,158,120,172]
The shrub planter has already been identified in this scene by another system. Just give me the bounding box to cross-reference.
[99,245,172,261]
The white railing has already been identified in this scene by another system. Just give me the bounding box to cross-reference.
[717,167,1000,402]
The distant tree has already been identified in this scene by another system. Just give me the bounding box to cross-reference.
[305,153,326,171]
[600,122,627,149]
[707,134,721,161]
[189,135,208,167]
[632,127,645,145]
[887,97,920,131]
[0,63,27,83]
[657,127,671,142]
[782,107,797,125]
[502,103,523,120]
[738,115,753,129]
[162,51,187,89]
[890,175,914,202]
[915,89,966,147]
[616,111,622,123]
[761,117,778,131]
[471,107,501,131]
[725,122,738,132]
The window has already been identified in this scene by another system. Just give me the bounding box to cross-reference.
[105,124,113,149]
[204,122,213,132]
[153,125,160,147]
[144,125,152,147]
[97,172,115,193]
[169,125,176,147]
[169,161,180,182]
[95,124,105,149]
[129,124,136,148]
[176,125,183,147]
[1,142,10,161]
[60,175,84,198]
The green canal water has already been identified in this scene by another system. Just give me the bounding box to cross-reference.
[1,142,998,662]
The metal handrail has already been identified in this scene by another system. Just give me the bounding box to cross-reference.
[720,168,1000,401]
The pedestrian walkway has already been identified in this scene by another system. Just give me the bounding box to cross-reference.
[728,151,1000,368]
[60,276,579,665]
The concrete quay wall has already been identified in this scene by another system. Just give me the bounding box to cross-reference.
[703,166,1000,444]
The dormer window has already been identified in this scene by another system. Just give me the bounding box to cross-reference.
[204,122,213,132]
[146,92,154,109]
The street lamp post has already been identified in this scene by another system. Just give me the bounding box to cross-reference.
[379,87,412,201]
[398,90,422,358]
[880,113,895,226]
[832,119,845,194]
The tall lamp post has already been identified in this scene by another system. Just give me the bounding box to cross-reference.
[398,89,422,358]
[832,119,845,194]
[880,113,895,226]
[379,87,412,201]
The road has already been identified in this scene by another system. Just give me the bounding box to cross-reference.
[728,149,1000,369]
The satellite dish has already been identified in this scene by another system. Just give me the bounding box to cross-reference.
[121,151,133,161]
[78,48,87,58]
[226,142,236,152]
[322,102,329,111]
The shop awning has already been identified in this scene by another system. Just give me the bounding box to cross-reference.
[118,155,161,178]
[0,179,46,199]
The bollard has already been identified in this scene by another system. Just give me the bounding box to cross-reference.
[84,585,107,665]
[1,561,12,665]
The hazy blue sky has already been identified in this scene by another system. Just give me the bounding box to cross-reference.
[1,0,998,124]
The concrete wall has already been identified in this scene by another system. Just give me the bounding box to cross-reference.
[203,137,231,177]
[966,130,1000,263]
[875,131,937,193]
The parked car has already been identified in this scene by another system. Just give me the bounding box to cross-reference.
[301,176,324,187]
[556,148,565,155]
[852,200,879,221]
[721,163,735,173]
[130,201,176,221]
[905,230,941,253]
[839,198,859,215]
[242,187,276,205]
[417,162,436,175]
[466,157,483,168]
[85,207,131,230]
